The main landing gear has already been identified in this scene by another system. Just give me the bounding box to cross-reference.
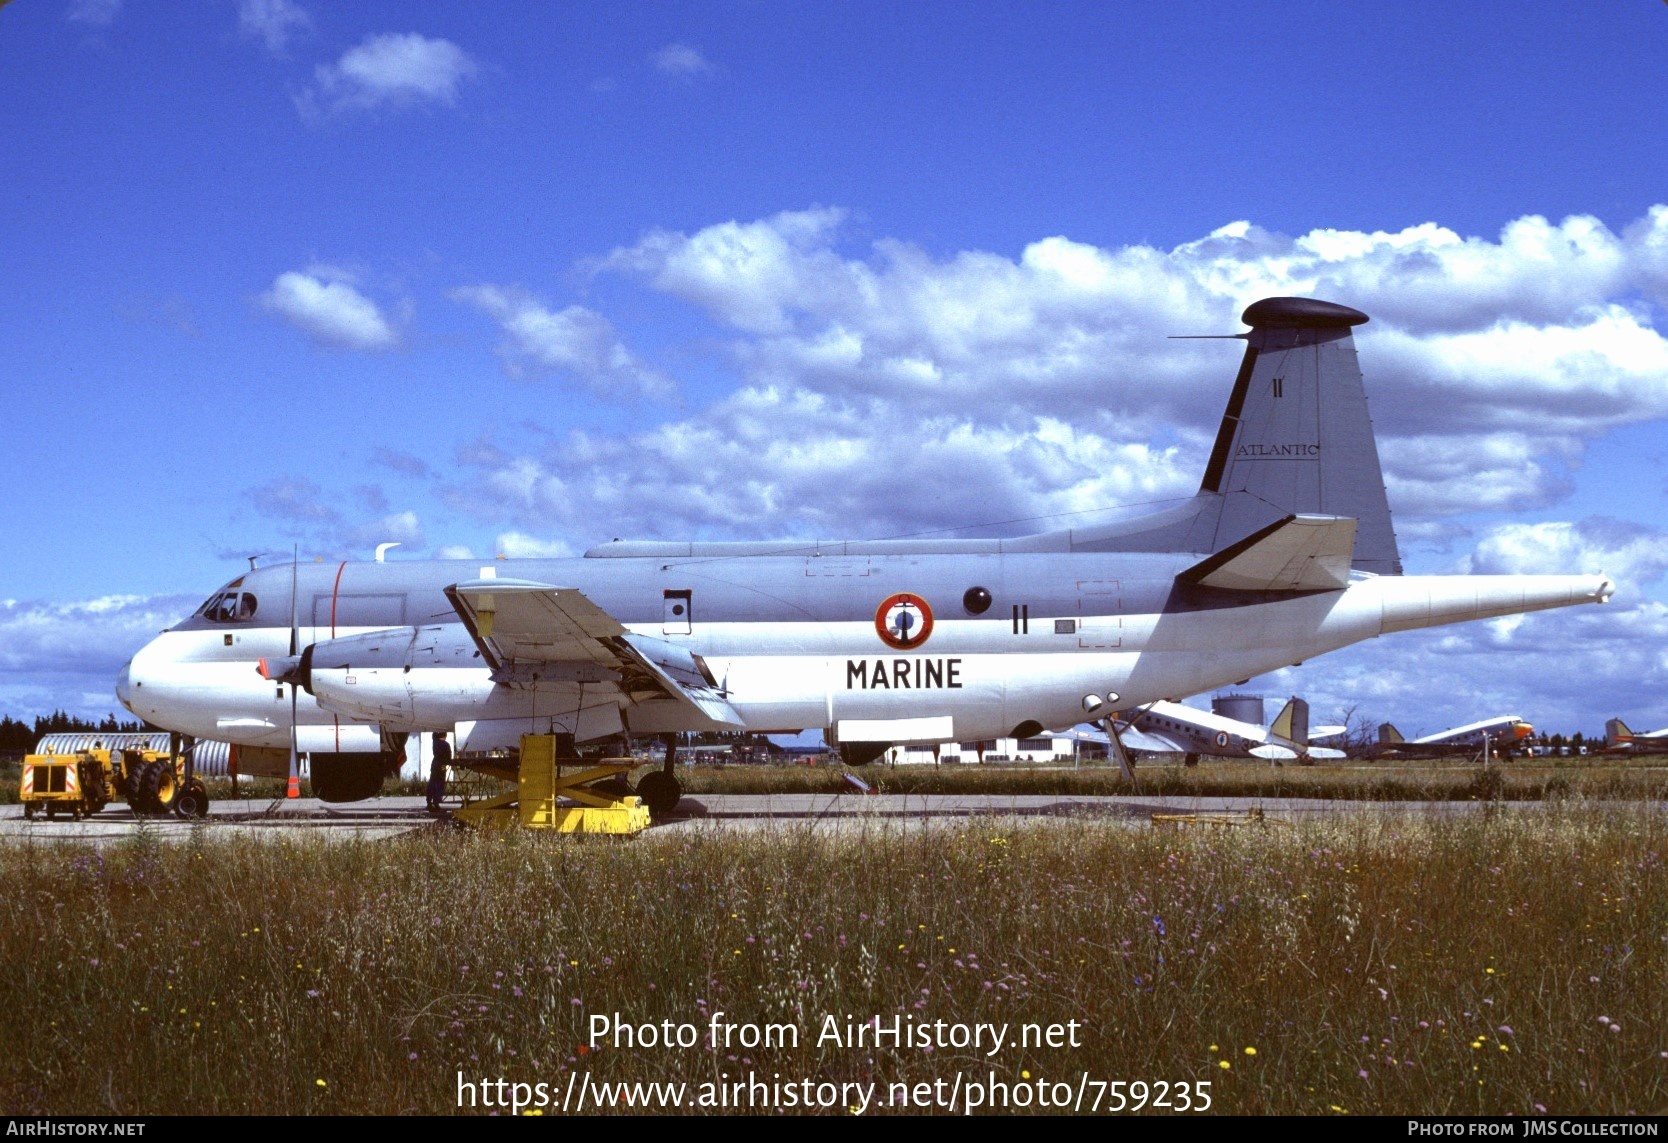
[635,735,683,817]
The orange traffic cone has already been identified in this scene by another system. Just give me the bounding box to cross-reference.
[286,774,300,799]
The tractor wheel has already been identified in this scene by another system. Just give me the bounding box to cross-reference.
[139,762,179,815]
[23,802,36,820]
[126,761,157,813]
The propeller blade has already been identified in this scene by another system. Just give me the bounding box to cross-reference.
[287,547,300,799]
[287,683,300,799]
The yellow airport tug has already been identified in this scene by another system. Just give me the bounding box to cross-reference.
[19,741,210,821]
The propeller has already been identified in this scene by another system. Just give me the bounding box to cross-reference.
[286,546,299,799]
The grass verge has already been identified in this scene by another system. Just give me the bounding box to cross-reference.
[1,806,1664,1114]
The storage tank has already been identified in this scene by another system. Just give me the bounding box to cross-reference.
[1212,693,1265,726]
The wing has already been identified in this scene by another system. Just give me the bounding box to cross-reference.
[1117,727,1191,755]
[445,578,744,730]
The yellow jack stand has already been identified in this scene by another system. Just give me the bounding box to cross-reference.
[452,734,651,835]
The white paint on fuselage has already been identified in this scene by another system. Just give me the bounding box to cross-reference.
[119,572,1611,749]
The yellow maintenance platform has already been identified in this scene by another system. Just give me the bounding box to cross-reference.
[451,734,652,835]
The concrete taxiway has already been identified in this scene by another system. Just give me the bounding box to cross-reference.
[0,791,1519,843]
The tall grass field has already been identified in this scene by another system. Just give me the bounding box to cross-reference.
[1,806,1663,1114]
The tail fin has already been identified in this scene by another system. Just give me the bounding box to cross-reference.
[1196,298,1401,574]
[1061,297,1402,572]
[1378,722,1404,745]
[1268,696,1310,745]
[1606,718,1633,746]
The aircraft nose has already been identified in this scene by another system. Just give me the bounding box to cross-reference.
[115,658,134,712]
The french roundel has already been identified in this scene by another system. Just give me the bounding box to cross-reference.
[1215,731,1230,749]
[875,593,934,650]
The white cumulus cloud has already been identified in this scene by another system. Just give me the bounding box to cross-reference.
[495,532,574,559]
[652,43,716,79]
[300,32,477,116]
[451,285,674,401]
[433,204,1668,652]
[260,269,399,351]
[238,0,310,54]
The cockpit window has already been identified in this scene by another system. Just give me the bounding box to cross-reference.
[198,592,259,623]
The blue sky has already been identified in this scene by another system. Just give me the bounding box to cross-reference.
[5,0,1668,737]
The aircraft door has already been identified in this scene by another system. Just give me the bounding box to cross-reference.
[1076,579,1123,648]
[663,589,692,636]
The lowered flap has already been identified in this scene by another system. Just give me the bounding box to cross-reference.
[444,580,743,730]
[445,579,623,670]
[1179,514,1356,592]
[617,634,744,728]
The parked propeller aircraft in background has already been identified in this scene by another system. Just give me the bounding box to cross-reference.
[1373,716,1535,759]
[116,297,1613,812]
[1603,719,1668,753]
[1115,697,1346,766]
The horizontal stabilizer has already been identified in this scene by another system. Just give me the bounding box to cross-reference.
[1249,743,1298,762]
[1178,515,1356,592]
[1306,746,1347,761]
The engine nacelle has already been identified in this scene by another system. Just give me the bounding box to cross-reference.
[303,625,489,728]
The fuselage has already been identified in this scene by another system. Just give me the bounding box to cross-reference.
[1124,700,1280,757]
[118,548,1612,755]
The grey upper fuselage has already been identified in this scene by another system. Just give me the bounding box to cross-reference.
[174,527,1326,639]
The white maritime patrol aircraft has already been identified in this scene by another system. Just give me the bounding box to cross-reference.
[1115,696,1347,766]
[116,297,1613,811]
[1372,716,1535,758]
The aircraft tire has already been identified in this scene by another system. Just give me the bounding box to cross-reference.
[175,779,210,820]
[1183,753,1199,767]
[311,753,387,803]
[637,772,681,816]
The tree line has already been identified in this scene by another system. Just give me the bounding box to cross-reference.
[0,711,154,757]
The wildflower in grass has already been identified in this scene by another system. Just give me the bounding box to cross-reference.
[1219,1061,1230,1070]
[1357,1069,1369,1079]
[1243,1047,1256,1056]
